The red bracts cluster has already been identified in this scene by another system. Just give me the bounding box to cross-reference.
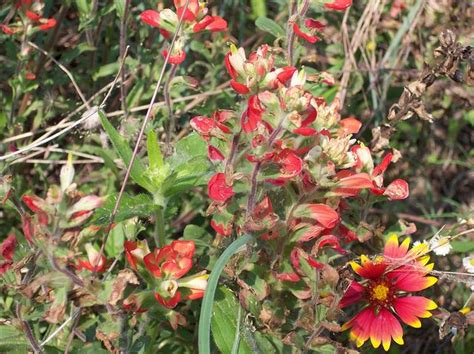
[125,240,207,309]
[1,0,56,35]
[140,0,227,64]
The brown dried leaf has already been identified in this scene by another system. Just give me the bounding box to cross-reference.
[108,269,139,306]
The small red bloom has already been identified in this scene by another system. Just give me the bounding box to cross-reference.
[38,18,56,31]
[77,244,107,273]
[124,240,150,269]
[383,179,409,200]
[292,23,320,44]
[162,49,186,65]
[140,10,160,27]
[230,80,250,94]
[193,15,227,32]
[324,0,353,11]
[0,234,17,275]
[276,149,303,179]
[0,24,14,35]
[339,116,362,135]
[210,219,233,236]
[241,95,264,132]
[207,145,225,161]
[207,173,234,203]
[25,10,41,21]
[293,203,340,229]
[304,19,325,30]
[277,66,297,84]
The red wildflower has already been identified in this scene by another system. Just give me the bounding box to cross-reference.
[0,24,14,35]
[293,203,340,229]
[140,10,160,27]
[241,95,264,132]
[162,48,186,65]
[293,22,320,44]
[339,116,362,135]
[210,219,233,236]
[0,234,16,275]
[230,80,250,94]
[276,149,303,179]
[124,240,150,270]
[340,235,438,351]
[143,240,207,308]
[324,0,353,11]
[207,173,235,203]
[38,18,57,31]
[25,10,41,21]
[144,240,195,279]
[193,15,227,32]
[207,145,225,161]
[77,244,107,273]
[383,179,409,200]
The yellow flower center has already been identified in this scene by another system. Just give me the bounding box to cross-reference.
[372,284,389,301]
[470,258,474,267]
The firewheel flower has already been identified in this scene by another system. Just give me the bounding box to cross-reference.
[340,234,438,351]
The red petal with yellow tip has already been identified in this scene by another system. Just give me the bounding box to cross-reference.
[393,296,437,328]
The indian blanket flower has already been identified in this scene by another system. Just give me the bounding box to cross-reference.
[340,234,438,351]
[143,240,208,308]
[140,0,227,64]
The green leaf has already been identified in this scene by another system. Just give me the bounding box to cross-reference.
[255,17,285,38]
[198,234,254,354]
[147,130,164,170]
[212,286,253,354]
[93,63,120,81]
[250,0,267,18]
[105,222,126,257]
[99,111,154,192]
[451,241,474,253]
[92,193,157,225]
[183,224,212,251]
[114,0,126,19]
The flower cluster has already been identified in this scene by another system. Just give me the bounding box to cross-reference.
[140,0,227,64]
[1,0,57,35]
[20,157,104,272]
[125,239,207,309]
[340,234,438,351]
[192,43,409,253]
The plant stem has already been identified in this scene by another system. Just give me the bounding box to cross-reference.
[165,64,179,153]
[155,206,166,248]
[119,0,132,119]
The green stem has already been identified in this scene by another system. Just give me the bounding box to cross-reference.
[155,206,166,248]
[198,234,254,354]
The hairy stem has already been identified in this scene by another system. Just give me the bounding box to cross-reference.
[119,0,132,119]
[155,206,166,248]
[165,64,179,153]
